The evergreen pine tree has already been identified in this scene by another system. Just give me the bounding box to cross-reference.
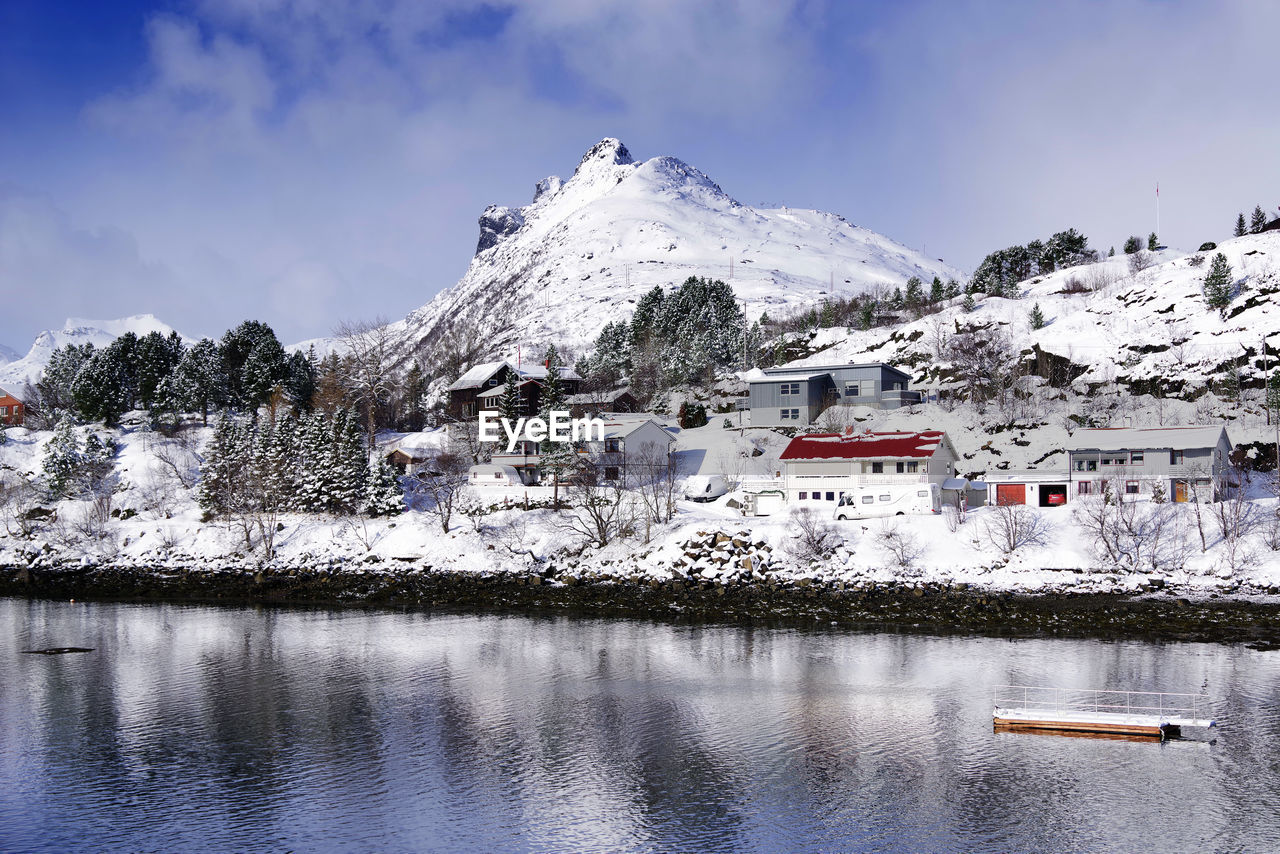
[198,414,246,515]
[888,287,904,310]
[1267,371,1280,423]
[1030,303,1046,329]
[903,276,925,313]
[0,420,6,446]
[962,293,976,313]
[944,280,960,300]
[1123,235,1142,254]
[1235,213,1248,237]
[1108,246,1115,257]
[331,408,368,514]
[858,302,875,330]
[295,411,329,512]
[1147,232,1159,251]
[365,454,404,517]
[172,338,228,425]
[1202,252,1234,318]
[929,276,944,303]
[498,373,523,422]
[1251,205,1268,233]
[537,346,577,485]
[41,418,81,499]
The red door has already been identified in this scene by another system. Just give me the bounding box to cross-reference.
[996,484,1025,506]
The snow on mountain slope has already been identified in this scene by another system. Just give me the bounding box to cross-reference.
[0,343,18,366]
[0,314,187,389]
[788,232,1280,399]
[394,138,962,362]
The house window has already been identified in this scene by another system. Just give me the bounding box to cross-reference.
[1125,481,1140,494]
[811,492,821,500]
[605,466,620,481]
[825,492,835,501]
[844,382,859,397]
[0,406,6,416]
[871,462,883,473]
[1130,453,1144,465]
[605,438,621,453]
[780,408,800,420]
[780,382,801,395]
[1085,460,1097,471]
[1101,457,1119,466]
[1078,482,1092,495]
[906,461,918,473]
[1171,450,1185,465]
[488,378,499,386]
[799,492,808,500]
[896,462,905,473]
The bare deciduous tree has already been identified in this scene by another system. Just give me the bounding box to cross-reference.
[788,507,840,564]
[555,476,636,549]
[629,443,681,542]
[335,317,401,445]
[412,450,471,534]
[876,518,924,572]
[982,503,1052,554]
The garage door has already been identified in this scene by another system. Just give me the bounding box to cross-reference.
[996,484,1025,506]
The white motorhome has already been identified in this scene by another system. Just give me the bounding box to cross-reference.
[833,483,941,520]
[468,464,523,487]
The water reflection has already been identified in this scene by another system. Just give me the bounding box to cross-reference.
[2,599,1279,853]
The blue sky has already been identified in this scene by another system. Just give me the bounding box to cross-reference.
[1,0,1277,351]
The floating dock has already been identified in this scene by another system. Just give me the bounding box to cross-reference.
[993,685,1215,739]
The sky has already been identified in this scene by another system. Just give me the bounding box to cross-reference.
[1,0,1277,352]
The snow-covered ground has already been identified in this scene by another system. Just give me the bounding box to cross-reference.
[4,417,1280,600]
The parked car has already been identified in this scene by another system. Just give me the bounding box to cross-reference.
[684,474,729,502]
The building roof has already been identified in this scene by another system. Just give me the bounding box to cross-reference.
[566,387,634,405]
[763,361,910,379]
[1068,426,1229,453]
[475,379,540,399]
[597,417,676,442]
[449,360,581,391]
[0,385,22,402]
[449,361,510,391]
[744,370,830,384]
[780,429,948,461]
[380,429,449,458]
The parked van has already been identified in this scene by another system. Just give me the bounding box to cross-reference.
[833,483,941,520]
[468,464,523,487]
[684,474,729,502]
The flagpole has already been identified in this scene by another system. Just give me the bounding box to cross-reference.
[1156,182,1160,245]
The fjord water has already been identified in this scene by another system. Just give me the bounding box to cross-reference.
[2,600,1278,853]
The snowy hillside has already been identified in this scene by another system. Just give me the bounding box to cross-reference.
[393,138,961,363]
[0,314,187,389]
[788,232,1280,401]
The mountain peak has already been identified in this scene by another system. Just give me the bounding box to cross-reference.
[575,138,634,174]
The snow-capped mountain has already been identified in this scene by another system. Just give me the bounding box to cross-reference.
[394,138,961,362]
[0,314,186,389]
[0,343,18,366]
[787,231,1280,399]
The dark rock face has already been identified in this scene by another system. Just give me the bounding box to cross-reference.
[575,138,634,173]
[476,205,525,255]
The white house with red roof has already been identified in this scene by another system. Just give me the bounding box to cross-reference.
[777,429,959,505]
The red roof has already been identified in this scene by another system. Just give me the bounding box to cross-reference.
[780,429,948,461]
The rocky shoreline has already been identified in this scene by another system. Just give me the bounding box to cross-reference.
[4,560,1280,647]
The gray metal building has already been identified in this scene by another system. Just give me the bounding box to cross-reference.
[747,362,919,427]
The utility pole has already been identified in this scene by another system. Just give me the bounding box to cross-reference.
[1155,182,1161,245]
[729,257,734,280]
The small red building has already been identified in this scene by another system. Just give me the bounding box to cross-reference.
[0,386,24,426]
